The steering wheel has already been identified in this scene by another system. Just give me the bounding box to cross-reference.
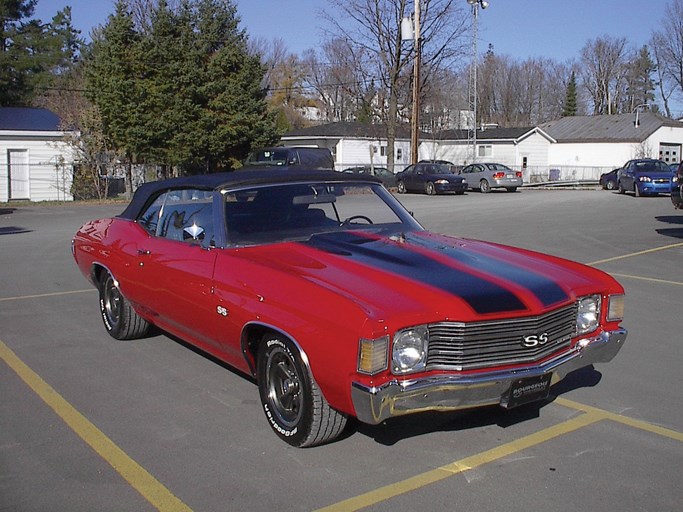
[341,215,374,226]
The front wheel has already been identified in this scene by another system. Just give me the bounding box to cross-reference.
[618,181,626,194]
[426,182,436,195]
[634,182,641,197]
[99,271,150,340]
[257,334,347,447]
[397,180,406,194]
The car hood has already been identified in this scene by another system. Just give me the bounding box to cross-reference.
[238,230,610,323]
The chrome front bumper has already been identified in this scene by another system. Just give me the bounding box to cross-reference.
[351,329,627,425]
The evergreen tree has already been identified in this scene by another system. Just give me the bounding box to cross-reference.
[86,0,277,176]
[562,71,578,117]
[625,46,656,111]
[1,0,82,105]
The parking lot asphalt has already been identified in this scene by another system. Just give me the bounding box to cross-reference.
[1,188,682,512]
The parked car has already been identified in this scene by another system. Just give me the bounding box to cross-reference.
[396,162,467,195]
[73,169,627,447]
[342,165,397,187]
[617,159,673,196]
[672,162,683,209]
[599,169,619,190]
[243,146,334,170]
[460,162,523,193]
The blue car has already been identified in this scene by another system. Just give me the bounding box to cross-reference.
[396,162,467,195]
[617,159,673,197]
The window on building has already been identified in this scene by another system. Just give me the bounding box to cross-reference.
[477,145,492,157]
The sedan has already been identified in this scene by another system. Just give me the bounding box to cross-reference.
[73,169,627,447]
[396,162,467,195]
[599,169,619,190]
[342,166,397,187]
[618,158,673,196]
[460,162,523,193]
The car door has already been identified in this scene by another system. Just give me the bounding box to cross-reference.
[619,162,634,191]
[133,189,220,348]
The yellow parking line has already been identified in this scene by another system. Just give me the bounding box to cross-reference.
[588,242,683,266]
[607,273,683,287]
[0,289,94,302]
[556,398,683,442]
[315,412,603,512]
[0,339,192,512]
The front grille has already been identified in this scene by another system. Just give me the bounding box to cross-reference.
[426,303,577,371]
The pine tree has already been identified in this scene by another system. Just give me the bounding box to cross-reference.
[562,71,578,117]
[1,1,82,106]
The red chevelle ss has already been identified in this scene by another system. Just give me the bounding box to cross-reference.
[73,170,627,447]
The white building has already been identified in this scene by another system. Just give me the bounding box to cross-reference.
[281,112,683,182]
[0,107,76,202]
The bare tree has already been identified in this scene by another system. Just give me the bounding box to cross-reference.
[322,0,468,170]
[580,36,629,115]
[651,0,683,116]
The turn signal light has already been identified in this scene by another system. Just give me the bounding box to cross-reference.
[358,336,389,375]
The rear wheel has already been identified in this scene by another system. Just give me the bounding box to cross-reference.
[257,334,347,447]
[426,182,436,195]
[480,179,491,193]
[618,181,626,194]
[397,180,406,194]
[606,180,616,190]
[99,271,150,340]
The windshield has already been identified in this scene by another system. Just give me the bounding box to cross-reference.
[634,161,670,173]
[222,181,422,246]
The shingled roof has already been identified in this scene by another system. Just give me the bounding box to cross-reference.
[283,121,423,140]
[0,107,62,131]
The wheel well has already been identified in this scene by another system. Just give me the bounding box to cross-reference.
[241,324,279,377]
[90,264,108,288]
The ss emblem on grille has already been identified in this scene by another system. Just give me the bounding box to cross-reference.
[521,333,549,347]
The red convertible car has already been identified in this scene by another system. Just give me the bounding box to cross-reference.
[73,170,627,447]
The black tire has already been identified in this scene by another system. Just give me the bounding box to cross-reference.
[99,271,150,340]
[480,179,491,193]
[618,181,626,194]
[257,334,347,447]
[634,182,641,197]
[397,180,406,194]
[606,180,616,190]
[506,187,517,192]
[426,181,436,195]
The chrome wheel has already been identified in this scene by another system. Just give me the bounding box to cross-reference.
[102,274,122,330]
[263,344,303,429]
[480,179,491,193]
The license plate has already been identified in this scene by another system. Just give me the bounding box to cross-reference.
[501,373,552,408]
[506,174,514,178]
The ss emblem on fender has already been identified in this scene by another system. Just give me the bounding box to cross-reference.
[216,306,228,317]
[521,333,549,348]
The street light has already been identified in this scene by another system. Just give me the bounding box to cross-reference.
[402,1,421,165]
[466,0,488,164]
[632,103,652,127]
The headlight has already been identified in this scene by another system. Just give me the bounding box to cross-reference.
[435,179,449,185]
[576,295,601,335]
[607,294,625,322]
[392,326,428,374]
[639,176,651,182]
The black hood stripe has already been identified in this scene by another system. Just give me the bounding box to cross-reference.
[304,232,526,314]
[406,233,569,307]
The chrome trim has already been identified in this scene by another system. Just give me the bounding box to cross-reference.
[351,329,627,425]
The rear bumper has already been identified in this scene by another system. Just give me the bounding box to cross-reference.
[492,178,523,188]
[351,328,627,425]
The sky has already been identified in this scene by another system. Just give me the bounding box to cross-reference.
[32,0,671,61]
